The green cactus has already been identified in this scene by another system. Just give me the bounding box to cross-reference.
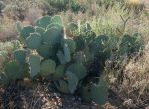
[91,76,108,105]
[54,80,70,94]
[66,71,79,94]
[47,23,64,33]
[63,44,71,63]
[26,33,42,49]
[20,26,35,43]
[52,65,66,80]
[28,55,41,78]
[64,39,76,54]
[80,84,92,103]
[4,61,23,81]
[57,50,66,64]
[14,49,27,65]
[74,36,86,51]
[40,59,56,76]
[118,34,144,56]
[67,62,87,80]
[50,15,62,25]
[89,35,109,57]
[36,15,51,28]
[37,44,57,58]
[80,75,108,105]
[43,27,62,46]
[35,27,45,35]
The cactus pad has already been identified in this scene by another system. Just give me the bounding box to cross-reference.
[35,26,45,35]
[52,65,66,80]
[50,15,62,25]
[40,59,56,76]
[66,71,79,94]
[4,61,23,81]
[14,49,27,65]
[37,44,57,58]
[67,62,87,80]
[26,33,42,49]
[36,15,51,28]
[28,55,41,78]
[64,39,76,54]
[56,50,66,64]
[20,26,35,43]
[63,44,71,63]
[43,27,62,46]
[54,80,70,94]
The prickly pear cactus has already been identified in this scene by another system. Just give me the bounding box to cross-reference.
[52,65,66,80]
[36,15,51,28]
[14,49,27,65]
[28,55,41,78]
[66,71,79,94]
[4,61,23,81]
[26,33,42,49]
[40,59,56,76]
[67,62,87,80]
[80,75,108,105]
[1,15,112,105]
[19,26,35,43]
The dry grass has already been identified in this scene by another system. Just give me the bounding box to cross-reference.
[0,16,17,41]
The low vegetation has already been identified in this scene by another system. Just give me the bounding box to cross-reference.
[0,0,149,108]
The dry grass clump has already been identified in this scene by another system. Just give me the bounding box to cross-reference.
[0,16,17,41]
[109,46,149,108]
[60,2,148,40]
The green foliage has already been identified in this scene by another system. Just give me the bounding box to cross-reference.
[45,0,87,13]
[1,15,144,105]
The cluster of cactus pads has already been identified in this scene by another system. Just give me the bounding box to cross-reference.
[0,15,144,105]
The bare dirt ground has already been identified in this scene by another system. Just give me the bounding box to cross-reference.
[0,82,98,109]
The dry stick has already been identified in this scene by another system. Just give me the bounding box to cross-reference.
[116,15,130,35]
